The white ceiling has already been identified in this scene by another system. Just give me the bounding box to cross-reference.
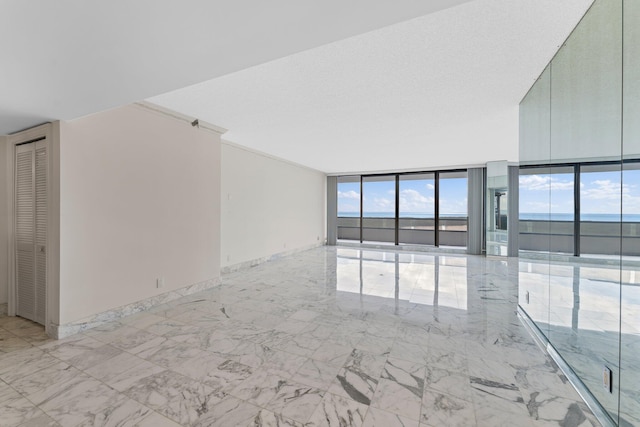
[0,0,472,135]
[150,0,593,174]
[2,0,592,174]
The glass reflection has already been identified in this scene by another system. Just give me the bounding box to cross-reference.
[336,248,467,311]
[486,161,509,256]
[521,258,638,422]
[580,164,622,256]
[519,166,574,254]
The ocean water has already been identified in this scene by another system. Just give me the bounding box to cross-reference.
[339,212,448,219]
[338,212,640,222]
[520,213,640,222]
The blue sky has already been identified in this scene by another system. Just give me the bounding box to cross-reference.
[519,169,640,216]
[339,169,640,217]
[338,177,468,215]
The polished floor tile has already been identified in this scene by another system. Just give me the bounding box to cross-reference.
[0,246,596,426]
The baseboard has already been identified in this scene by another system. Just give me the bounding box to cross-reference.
[221,242,325,274]
[50,277,221,339]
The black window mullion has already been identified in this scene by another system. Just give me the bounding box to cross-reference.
[435,171,440,247]
[574,164,580,257]
[395,175,399,245]
[359,176,363,243]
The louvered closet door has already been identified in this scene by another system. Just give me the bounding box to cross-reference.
[15,140,47,325]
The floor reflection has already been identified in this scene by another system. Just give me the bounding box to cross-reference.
[519,257,640,426]
[0,246,599,426]
[336,248,468,310]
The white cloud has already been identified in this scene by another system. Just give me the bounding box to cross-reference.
[580,179,640,215]
[399,189,434,212]
[440,198,468,215]
[426,183,435,190]
[520,174,573,191]
[373,197,393,210]
[581,179,625,201]
[338,190,360,199]
[623,191,640,214]
[338,203,359,212]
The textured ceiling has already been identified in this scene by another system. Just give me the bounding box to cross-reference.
[0,0,472,135]
[2,0,593,174]
[150,0,593,174]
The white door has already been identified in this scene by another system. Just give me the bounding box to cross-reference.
[15,139,47,325]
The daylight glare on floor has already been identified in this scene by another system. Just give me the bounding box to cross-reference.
[0,246,596,426]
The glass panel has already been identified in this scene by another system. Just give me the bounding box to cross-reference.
[549,0,622,421]
[580,163,622,256]
[518,65,551,339]
[438,171,467,247]
[398,173,435,245]
[337,176,361,241]
[620,164,640,426]
[519,166,552,337]
[549,167,576,254]
[362,175,396,244]
[621,0,640,422]
[519,166,574,254]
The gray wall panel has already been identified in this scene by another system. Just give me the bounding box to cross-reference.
[327,176,337,245]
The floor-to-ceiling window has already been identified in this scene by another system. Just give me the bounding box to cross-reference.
[438,171,468,247]
[336,170,467,248]
[398,173,435,245]
[337,176,361,241]
[362,175,396,244]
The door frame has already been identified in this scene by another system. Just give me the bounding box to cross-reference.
[6,123,60,336]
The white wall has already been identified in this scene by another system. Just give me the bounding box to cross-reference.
[221,142,325,269]
[0,136,8,305]
[58,105,221,324]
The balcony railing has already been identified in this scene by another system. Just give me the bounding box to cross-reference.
[519,219,640,256]
[337,216,467,247]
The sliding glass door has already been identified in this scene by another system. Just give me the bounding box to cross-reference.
[362,175,396,244]
[337,176,361,241]
[398,173,435,245]
[438,171,468,247]
[336,170,467,248]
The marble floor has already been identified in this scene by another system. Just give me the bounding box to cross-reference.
[0,246,599,427]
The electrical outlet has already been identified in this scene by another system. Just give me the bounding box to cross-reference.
[156,277,164,289]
